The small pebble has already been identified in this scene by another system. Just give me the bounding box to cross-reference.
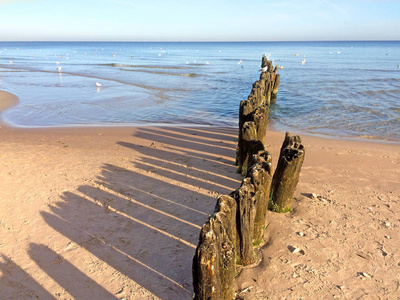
[297,232,305,237]
[362,272,371,279]
[385,236,391,239]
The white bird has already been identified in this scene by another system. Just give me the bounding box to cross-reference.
[9,61,13,64]
[301,59,306,65]
[57,67,62,72]
[96,82,102,87]
[259,66,268,72]
[206,61,209,65]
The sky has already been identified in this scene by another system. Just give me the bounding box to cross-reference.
[0,0,399,41]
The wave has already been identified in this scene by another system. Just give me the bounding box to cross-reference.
[100,63,191,70]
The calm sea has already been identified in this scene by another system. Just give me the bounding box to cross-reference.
[0,41,399,142]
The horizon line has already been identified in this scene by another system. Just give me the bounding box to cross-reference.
[1,39,399,43]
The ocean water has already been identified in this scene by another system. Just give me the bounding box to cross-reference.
[0,41,399,142]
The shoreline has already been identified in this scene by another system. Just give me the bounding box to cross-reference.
[1,90,399,145]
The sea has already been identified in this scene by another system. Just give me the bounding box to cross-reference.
[0,41,399,142]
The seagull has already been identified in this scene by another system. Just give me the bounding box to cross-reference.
[57,67,62,72]
[301,59,306,65]
[259,66,268,72]
[96,82,102,87]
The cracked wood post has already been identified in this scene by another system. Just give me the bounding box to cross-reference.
[247,151,273,245]
[251,106,269,145]
[233,178,256,266]
[236,99,254,165]
[271,73,280,104]
[237,121,264,176]
[270,132,305,213]
[193,195,236,300]
[237,104,268,176]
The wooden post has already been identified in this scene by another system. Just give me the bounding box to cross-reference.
[236,99,254,165]
[247,151,273,245]
[193,195,237,300]
[237,121,264,175]
[233,178,256,266]
[270,132,305,213]
[192,222,219,300]
[214,196,236,299]
[271,73,280,104]
[251,106,269,144]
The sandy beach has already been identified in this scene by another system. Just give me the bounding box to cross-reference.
[0,90,399,299]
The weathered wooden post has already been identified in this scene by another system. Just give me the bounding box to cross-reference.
[270,132,305,213]
[271,73,280,103]
[251,106,269,144]
[193,195,237,300]
[237,121,264,176]
[247,151,273,245]
[233,178,256,266]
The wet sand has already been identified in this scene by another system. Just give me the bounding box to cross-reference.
[0,90,19,117]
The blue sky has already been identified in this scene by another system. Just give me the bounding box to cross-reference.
[0,0,399,41]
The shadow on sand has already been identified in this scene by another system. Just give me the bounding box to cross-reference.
[39,126,241,299]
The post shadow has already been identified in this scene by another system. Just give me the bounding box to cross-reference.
[38,125,242,299]
[130,160,235,196]
[95,163,216,225]
[169,127,238,143]
[41,191,194,299]
[131,128,236,159]
[137,127,236,151]
[28,243,117,299]
[117,141,234,169]
[132,155,240,188]
[0,255,55,299]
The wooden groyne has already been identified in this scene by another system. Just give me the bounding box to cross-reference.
[236,55,280,175]
[193,55,304,300]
